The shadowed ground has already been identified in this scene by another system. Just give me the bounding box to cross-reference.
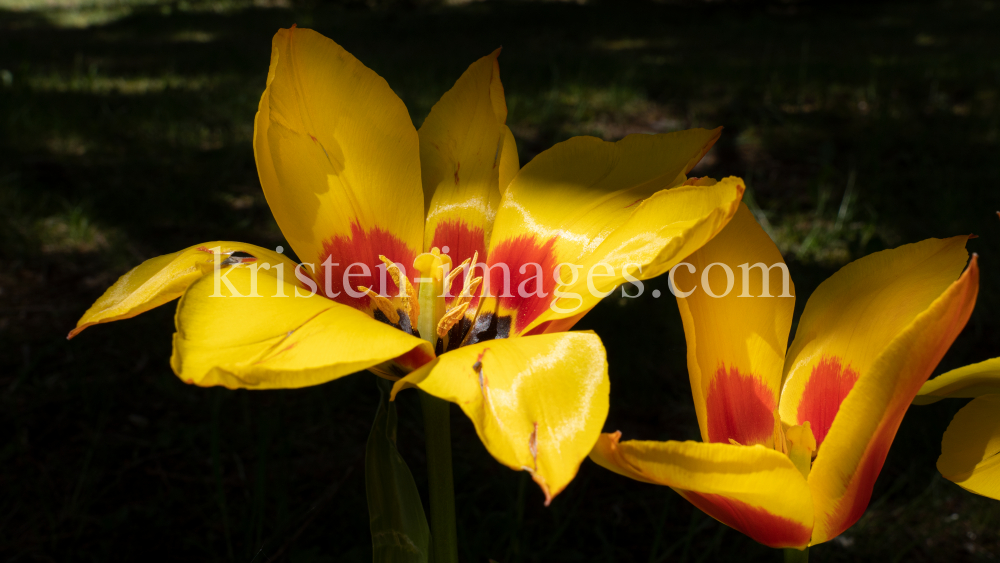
[1,0,998,560]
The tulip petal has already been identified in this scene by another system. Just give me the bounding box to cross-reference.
[675,204,794,446]
[937,394,1000,500]
[914,357,1000,405]
[468,128,741,338]
[803,253,978,545]
[254,28,424,310]
[780,237,973,444]
[69,242,298,338]
[590,433,813,548]
[391,332,609,503]
[171,262,434,389]
[498,125,519,195]
[421,49,511,278]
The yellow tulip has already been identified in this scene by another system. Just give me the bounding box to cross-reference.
[915,357,1000,500]
[70,27,745,503]
[591,205,979,548]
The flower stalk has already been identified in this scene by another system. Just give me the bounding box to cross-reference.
[420,391,459,563]
[784,547,809,563]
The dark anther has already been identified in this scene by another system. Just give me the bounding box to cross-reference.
[446,316,472,352]
[373,308,396,328]
[463,312,511,346]
[398,311,414,335]
[220,250,257,266]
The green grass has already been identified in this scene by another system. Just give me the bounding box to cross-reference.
[1,0,999,561]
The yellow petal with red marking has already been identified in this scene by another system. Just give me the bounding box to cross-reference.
[254,27,424,306]
[421,49,510,270]
[780,237,973,443]
[69,242,298,338]
[937,394,1000,500]
[804,253,978,545]
[171,263,434,389]
[472,128,740,337]
[391,332,609,503]
[590,433,813,548]
[914,357,1000,405]
[674,204,794,445]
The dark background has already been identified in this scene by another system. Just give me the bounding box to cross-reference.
[1,0,999,560]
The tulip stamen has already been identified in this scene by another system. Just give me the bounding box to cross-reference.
[359,286,400,325]
[436,251,483,340]
[378,255,419,325]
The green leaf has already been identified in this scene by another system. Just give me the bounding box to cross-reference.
[366,377,431,563]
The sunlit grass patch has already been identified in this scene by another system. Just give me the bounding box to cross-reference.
[170,29,215,43]
[36,205,112,254]
[27,70,218,95]
[505,83,680,148]
[591,37,678,52]
[0,0,285,27]
[45,133,91,156]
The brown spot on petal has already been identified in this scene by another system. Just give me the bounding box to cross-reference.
[220,252,256,266]
[473,349,490,397]
[529,422,539,471]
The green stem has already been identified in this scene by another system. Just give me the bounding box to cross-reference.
[420,390,458,563]
[784,547,809,563]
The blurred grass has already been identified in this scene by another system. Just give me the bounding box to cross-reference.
[1,0,999,561]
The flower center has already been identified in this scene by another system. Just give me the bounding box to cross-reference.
[772,416,817,479]
[360,247,481,352]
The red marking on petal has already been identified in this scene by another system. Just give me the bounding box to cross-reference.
[706,365,776,446]
[624,198,643,208]
[683,491,812,549]
[394,345,436,372]
[482,235,558,334]
[823,417,896,541]
[430,219,485,302]
[522,308,590,336]
[454,162,461,185]
[317,222,417,311]
[797,356,859,448]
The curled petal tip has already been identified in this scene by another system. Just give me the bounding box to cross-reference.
[524,466,554,506]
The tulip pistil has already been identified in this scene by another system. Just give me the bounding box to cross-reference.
[785,422,817,479]
[413,247,482,351]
